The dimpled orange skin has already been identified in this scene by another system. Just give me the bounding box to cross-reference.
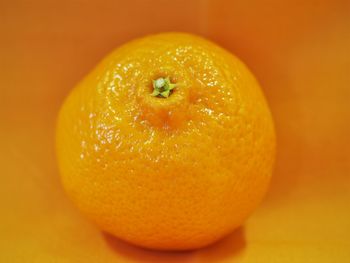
[56,33,276,251]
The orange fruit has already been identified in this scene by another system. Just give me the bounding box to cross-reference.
[56,32,275,251]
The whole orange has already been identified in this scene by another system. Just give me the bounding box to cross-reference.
[56,33,275,251]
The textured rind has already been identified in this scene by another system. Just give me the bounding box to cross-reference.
[56,33,276,250]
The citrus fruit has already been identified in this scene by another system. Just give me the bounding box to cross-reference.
[56,32,275,251]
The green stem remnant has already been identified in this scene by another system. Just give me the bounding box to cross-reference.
[151,77,177,98]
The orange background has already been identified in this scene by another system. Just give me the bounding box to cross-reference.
[1,0,350,262]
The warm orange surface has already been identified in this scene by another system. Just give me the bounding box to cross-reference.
[1,0,350,262]
[56,33,275,250]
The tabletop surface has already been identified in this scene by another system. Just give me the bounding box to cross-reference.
[1,0,350,262]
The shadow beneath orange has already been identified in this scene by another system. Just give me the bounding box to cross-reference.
[103,227,246,262]
[196,227,246,262]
